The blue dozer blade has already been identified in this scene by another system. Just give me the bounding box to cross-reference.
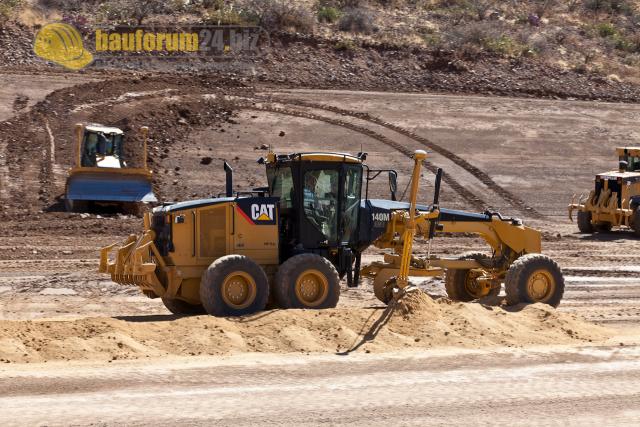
[66,172,157,203]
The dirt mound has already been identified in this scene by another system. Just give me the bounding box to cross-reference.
[0,292,610,364]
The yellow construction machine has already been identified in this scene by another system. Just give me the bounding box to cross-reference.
[569,147,640,235]
[100,149,564,316]
[64,123,157,212]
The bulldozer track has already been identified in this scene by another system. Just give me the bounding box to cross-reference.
[229,99,488,211]
[253,95,544,219]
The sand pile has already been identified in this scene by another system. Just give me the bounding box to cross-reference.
[0,291,610,363]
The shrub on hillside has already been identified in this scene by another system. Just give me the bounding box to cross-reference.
[448,22,530,58]
[318,6,342,23]
[242,0,315,33]
[338,7,376,34]
[583,0,636,15]
[0,0,22,24]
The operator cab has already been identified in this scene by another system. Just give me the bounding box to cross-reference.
[265,152,363,265]
[261,151,399,283]
[81,124,125,169]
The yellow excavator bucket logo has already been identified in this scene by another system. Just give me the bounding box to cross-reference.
[33,23,93,70]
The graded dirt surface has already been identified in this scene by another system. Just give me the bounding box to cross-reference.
[3,346,640,426]
[2,72,640,424]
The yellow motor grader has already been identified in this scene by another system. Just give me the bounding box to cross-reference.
[569,147,640,235]
[100,149,564,316]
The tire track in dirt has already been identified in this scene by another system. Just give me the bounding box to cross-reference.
[228,99,487,211]
[255,94,544,219]
[57,88,490,211]
[562,268,640,278]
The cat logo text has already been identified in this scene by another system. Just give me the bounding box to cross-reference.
[251,204,275,221]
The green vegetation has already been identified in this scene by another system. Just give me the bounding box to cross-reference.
[318,6,342,23]
[596,22,616,37]
[0,0,22,24]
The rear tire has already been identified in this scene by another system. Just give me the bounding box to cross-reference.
[505,254,564,308]
[275,254,340,309]
[577,210,594,233]
[200,255,269,317]
[444,252,499,302]
[161,297,206,315]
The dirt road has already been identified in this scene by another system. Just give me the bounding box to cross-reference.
[2,72,640,425]
[2,346,640,426]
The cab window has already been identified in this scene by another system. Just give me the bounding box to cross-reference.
[341,166,362,243]
[303,169,339,242]
[268,167,294,209]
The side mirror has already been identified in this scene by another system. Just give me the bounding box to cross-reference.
[389,171,398,201]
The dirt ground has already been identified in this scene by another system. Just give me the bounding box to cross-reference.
[1,72,640,424]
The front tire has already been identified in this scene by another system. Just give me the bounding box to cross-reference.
[577,210,594,233]
[444,252,499,301]
[373,269,395,304]
[274,254,340,309]
[200,255,269,317]
[505,254,565,307]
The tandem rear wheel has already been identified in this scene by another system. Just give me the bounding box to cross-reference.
[274,253,340,309]
[200,255,270,317]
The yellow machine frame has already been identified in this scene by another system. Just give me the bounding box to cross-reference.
[568,147,640,228]
[100,149,547,309]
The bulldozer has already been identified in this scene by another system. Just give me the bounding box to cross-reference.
[569,147,640,235]
[99,149,565,316]
[64,123,157,212]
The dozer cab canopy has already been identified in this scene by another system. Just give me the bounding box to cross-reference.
[617,147,640,172]
[65,123,157,206]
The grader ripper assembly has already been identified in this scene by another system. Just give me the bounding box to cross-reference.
[100,150,564,316]
[569,147,640,235]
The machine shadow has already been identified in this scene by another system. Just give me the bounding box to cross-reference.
[336,305,394,356]
[577,231,639,241]
[114,314,188,322]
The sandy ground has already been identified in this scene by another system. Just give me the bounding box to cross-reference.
[2,73,640,424]
[2,346,640,426]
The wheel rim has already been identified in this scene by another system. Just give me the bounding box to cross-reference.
[463,270,484,298]
[221,271,257,309]
[526,269,556,302]
[295,269,329,307]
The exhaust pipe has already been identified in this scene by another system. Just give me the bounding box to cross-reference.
[224,161,233,197]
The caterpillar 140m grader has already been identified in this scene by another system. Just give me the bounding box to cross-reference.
[64,123,157,212]
[100,149,564,316]
[569,147,640,235]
